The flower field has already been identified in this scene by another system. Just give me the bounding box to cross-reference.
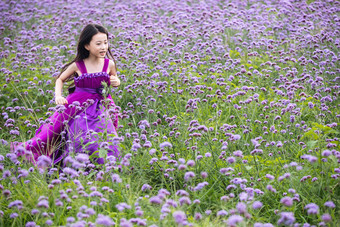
[0,0,339,226]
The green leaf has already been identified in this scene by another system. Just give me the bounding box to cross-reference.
[306,140,318,149]
[245,166,252,171]
[99,149,107,158]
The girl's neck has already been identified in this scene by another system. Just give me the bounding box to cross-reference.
[85,54,105,64]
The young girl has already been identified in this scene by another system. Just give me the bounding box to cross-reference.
[12,24,121,165]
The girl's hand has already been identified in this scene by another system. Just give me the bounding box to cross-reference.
[110,75,120,87]
[55,96,68,105]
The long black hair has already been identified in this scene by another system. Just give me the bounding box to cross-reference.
[56,24,117,87]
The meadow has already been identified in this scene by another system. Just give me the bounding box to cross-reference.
[0,0,339,226]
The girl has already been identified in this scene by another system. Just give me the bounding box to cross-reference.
[12,24,121,165]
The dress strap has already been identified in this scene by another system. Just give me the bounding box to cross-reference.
[102,58,109,73]
[76,60,87,74]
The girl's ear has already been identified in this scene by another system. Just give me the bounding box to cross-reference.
[84,44,89,51]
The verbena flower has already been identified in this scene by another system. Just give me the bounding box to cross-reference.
[141,184,152,191]
[37,199,49,209]
[96,214,115,226]
[277,212,295,226]
[8,200,23,209]
[217,210,228,216]
[25,221,37,227]
[179,197,191,206]
[324,201,335,208]
[236,202,247,214]
[149,196,162,205]
[227,215,244,227]
[172,211,186,224]
[304,203,319,215]
[280,197,293,207]
[111,174,122,183]
[160,142,172,148]
[252,201,263,209]
[36,155,52,168]
[321,213,332,222]
[184,171,195,181]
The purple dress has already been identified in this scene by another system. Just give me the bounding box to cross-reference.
[13,58,119,165]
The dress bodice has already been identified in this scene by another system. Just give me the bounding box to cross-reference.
[74,59,110,89]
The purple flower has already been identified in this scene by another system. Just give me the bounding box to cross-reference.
[119,218,132,227]
[277,212,295,226]
[321,213,332,222]
[31,209,40,215]
[67,217,75,223]
[231,134,241,140]
[194,182,208,191]
[233,150,243,157]
[254,223,274,227]
[280,197,293,207]
[304,203,319,215]
[25,221,37,227]
[322,150,332,156]
[75,153,89,163]
[184,171,195,181]
[96,214,115,226]
[18,169,29,178]
[301,154,317,163]
[63,167,79,178]
[165,199,177,208]
[89,191,103,198]
[265,174,275,180]
[187,160,195,166]
[194,212,202,220]
[8,200,23,209]
[37,200,49,209]
[236,202,247,214]
[308,102,314,108]
[217,210,228,216]
[131,143,141,152]
[141,184,152,191]
[172,211,186,224]
[239,192,248,201]
[86,208,96,216]
[227,215,244,227]
[3,189,11,197]
[71,220,87,227]
[324,201,335,208]
[201,172,208,178]
[36,155,52,168]
[115,203,131,212]
[45,220,53,226]
[10,213,18,218]
[179,197,191,206]
[149,149,156,155]
[266,185,276,193]
[149,196,162,205]
[111,174,122,183]
[160,142,172,148]
[176,190,189,197]
[227,156,236,164]
[252,201,263,209]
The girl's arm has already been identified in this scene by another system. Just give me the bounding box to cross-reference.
[108,60,120,87]
[55,62,77,105]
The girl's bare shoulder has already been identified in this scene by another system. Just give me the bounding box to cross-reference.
[68,62,79,73]
[108,59,115,68]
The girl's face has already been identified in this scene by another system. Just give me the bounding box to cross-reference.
[85,32,108,58]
